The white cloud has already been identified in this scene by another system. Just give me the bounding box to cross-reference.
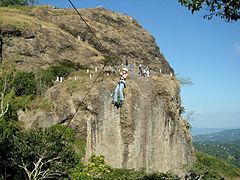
[234,42,240,55]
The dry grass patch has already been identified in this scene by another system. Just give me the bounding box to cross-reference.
[0,12,32,29]
[29,96,54,111]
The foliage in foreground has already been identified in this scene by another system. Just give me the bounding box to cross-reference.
[70,155,112,179]
[0,122,81,179]
[70,155,179,180]
[178,0,240,21]
[100,169,179,180]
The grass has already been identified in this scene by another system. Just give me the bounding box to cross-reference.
[0,5,55,13]
[64,70,96,94]
[0,7,74,35]
[0,5,34,12]
[0,12,32,29]
[29,97,53,111]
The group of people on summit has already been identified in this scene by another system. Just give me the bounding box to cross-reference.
[138,64,150,77]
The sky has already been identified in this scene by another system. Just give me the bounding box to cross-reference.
[39,0,240,129]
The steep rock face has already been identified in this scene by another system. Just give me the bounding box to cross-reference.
[83,74,193,173]
[19,71,194,173]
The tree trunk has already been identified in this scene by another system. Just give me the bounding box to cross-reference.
[0,35,2,63]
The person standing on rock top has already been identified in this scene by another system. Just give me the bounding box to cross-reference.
[113,67,128,107]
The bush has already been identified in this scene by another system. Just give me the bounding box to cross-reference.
[12,71,36,96]
[59,59,80,70]
[70,155,111,179]
[103,54,123,66]
[38,60,80,89]
[101,169,179,180]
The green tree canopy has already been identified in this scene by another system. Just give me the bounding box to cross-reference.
[12,125,78,179]
[178,0,240,21]
[0,0,38,6]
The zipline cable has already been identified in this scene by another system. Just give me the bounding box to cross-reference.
[67,0,103,47]
[58,0,112,138]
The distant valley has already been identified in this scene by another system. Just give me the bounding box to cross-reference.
[193,129,240,167]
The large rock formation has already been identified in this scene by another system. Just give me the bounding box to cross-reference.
[1,6,194,173]
[83,74,194,173]
[18,71,194,173]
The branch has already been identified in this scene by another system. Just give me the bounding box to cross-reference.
[17,158,32,180]
[0,77,9,118]
[33,156,43,180]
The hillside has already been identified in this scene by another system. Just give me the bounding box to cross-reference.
[194,129,240,142]
[0,5,173,73]
[193,129,240,167]
[191,151,240,179]
[0,5,194,176]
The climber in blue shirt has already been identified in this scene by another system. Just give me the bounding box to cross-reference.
[113,67,128,107]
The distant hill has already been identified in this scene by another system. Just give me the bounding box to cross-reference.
[191,127,227,136]
[194,129,240,142]
[193,129,240,167]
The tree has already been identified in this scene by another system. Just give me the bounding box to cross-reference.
[0,35,2,64]
[0,0,27,6]
[0,119,20,179]
[178,0,240,21]
[0,0,38,6]
[178,76,193,86]
[0,63,16,118]
[0,77,9,118]
[12,125,79,179]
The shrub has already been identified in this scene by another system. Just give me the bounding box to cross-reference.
[103,54,123,66]
[38,60,80,89]
[70,155,111,179]
[101,169,179,180]
[59,59,80,70]
[12,71,36,96]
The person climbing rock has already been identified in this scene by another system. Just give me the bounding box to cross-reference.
[113,67,128,107]
[146,66,150,77]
